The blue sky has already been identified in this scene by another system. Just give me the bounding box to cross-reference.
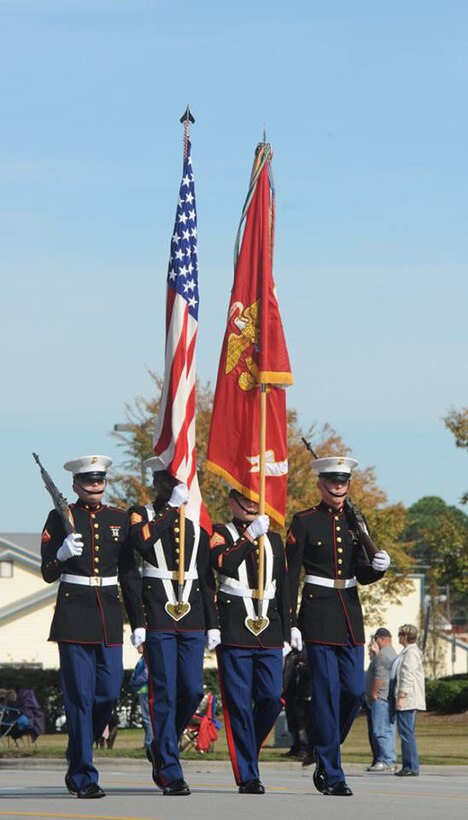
[1,0,467,530]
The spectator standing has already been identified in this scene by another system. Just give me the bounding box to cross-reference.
[366,627,397,772]
[392,624,426,777]
[129,646,153,752]
[363,637,380,768]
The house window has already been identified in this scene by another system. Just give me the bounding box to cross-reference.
[0,560,13,578]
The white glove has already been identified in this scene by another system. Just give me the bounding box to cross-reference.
[131,628,146,647]
[372,550,391,572]
[57,532,84,562]
[245,514,270,540]
[206,628,221,651]
[282,642,292,658]
[290,626,303,652]
[168,483,190,508]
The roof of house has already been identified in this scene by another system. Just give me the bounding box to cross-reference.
[0,533,41,560]
[0,534,58,627]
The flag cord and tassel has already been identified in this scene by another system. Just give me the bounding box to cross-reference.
[256,384,267,623]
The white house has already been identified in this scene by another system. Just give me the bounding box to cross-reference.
[0,533,137,669]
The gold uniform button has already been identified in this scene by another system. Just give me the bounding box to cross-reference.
[95,546,100,552]
[175,537,180,544]
[337,547,343,553]
[338,559,343,565]
[317,541,322,546]
[113,537,118,541]
[256,549,260,555]
[95,534,100,540]
[94,568,99,574]
[337,537,342,542]
[94,523,99,529]
[174,527,180,533]
[91,513,96,519]
[95,557,100,563]
[336,526,341,531]
[175,548,180,554]
[337,569,342,576]
[335,515,339,520]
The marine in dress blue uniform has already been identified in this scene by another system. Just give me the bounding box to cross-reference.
[41,455,145,799]
[286,457,391,797]
[210,490,297,794]
[129,458,219,797]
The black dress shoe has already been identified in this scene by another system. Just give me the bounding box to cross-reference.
[323,781,353,796]
[281,748,302,758]
[395,769,419,777]
[238,779,265,794]
[65,771,77,795]
[77,783,106,799]
[162,779,191,796]
[312,761,326,793]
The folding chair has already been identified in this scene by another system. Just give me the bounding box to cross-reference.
[179,692,221,753]
[0,701,21,744]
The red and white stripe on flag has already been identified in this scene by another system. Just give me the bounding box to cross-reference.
[152,139,211,534]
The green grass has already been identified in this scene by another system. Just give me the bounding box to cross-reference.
[2,713,467,766]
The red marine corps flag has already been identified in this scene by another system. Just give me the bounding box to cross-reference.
[152,108,211,535]
[206,141,292,527]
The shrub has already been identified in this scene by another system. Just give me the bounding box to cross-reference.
[425,678,468,713]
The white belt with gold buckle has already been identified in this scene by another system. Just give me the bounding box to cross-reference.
[60,573,118,588]
[305,574,356,590]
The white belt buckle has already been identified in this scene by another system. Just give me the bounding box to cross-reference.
[89,576,102,587]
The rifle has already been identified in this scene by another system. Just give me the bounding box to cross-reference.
[300,439,378,561]
[32,453,75,535]
[343,498,379,560]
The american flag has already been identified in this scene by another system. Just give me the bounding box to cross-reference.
[152,139,211,533]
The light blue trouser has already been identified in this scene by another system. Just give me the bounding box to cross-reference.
[396,709,419,771]
[371,698,396,765]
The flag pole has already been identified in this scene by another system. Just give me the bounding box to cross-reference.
[176,105,195,611]
[256,138,271,625]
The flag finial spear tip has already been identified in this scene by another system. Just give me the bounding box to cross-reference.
[180,105,195,124]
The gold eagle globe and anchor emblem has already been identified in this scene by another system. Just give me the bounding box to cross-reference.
[225,299,269,392]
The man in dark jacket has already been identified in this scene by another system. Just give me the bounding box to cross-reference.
[41,454,145,799]
[210,489,298,794]
[129,458,219,796]
[286,456,390,796]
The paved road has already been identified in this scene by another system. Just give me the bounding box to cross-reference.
[0,759,466,820]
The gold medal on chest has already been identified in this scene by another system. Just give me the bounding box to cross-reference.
[245,615,270,635]
[165,601,191,621]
